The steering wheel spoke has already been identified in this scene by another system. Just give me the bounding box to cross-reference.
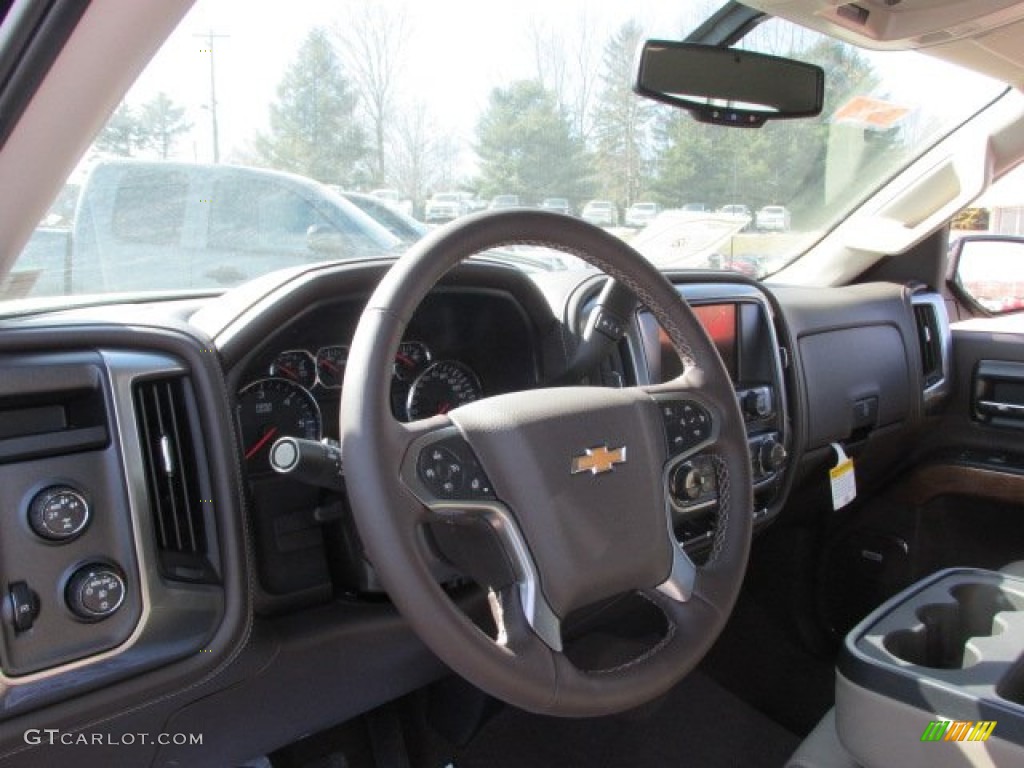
[656,540,698,602]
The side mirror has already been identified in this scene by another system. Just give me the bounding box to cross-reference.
[633,41,824,128]
[306,224,345,254]
[950,235,1024,314]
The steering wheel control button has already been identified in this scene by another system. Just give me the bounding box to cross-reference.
[28,486,91,542]
[593,309,625,340]
[6,582,40,633]
[417,438,494,500]
[65,565,126,621]
[661,400,712,456]
[670,456,717,509]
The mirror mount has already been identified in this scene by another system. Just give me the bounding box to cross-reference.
[633,41,824,128]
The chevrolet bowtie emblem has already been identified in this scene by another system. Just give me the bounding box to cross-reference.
[571,445,627,475]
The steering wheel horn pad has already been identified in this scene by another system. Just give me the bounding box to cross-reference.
[450,386,673,620]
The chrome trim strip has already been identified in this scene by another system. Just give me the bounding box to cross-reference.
[401,426,563,652]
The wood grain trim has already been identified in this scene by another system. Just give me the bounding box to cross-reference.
[892,463,1024,507]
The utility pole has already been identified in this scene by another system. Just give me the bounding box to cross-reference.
[195,31,229,163]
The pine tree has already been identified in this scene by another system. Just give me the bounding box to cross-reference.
[475,80,593,205]
[591,20,654,208]
[254,28,366,185]
[138,92,191,159]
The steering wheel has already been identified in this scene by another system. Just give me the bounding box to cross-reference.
[340,210,752,716]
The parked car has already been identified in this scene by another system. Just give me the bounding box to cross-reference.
[581,199,619,226]
[368,188,414,217]
[18,160,401,294]
[681,202,711,212]
[755,205,791,232]
[625,201,661,227]
[540,197,571,215]
[424,191,468,222]
[488,194,521,210]
[718,203,754,231]
[341,191,429,244]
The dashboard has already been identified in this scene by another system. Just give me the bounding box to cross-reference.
[0,256,947,767]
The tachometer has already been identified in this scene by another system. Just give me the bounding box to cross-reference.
[405,361,482,420]
[269,349,317,389]
[237,378,322,473]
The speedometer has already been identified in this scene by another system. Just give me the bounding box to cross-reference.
[237,378,322,473]
[405,361,482,421]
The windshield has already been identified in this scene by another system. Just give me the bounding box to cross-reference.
[6,0,1007,300]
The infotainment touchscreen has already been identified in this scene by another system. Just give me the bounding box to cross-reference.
[640,303,738,382]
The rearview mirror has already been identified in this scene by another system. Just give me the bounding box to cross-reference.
[950,235,1024,315]
[633,41,824,128]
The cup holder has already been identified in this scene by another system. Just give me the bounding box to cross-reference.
[882,583,1023,669]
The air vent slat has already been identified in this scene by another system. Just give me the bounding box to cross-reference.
[914,302,943,388]
[133,376,214,582]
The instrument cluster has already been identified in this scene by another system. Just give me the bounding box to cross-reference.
[237,340,484,473]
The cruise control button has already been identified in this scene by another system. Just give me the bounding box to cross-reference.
[417,437,495,500]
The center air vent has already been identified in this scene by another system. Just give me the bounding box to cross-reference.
[134,377,217,583]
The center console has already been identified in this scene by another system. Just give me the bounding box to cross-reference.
[836,568,1024,767]
[630,283,790,553]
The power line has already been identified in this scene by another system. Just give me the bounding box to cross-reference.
[194,31,230,163]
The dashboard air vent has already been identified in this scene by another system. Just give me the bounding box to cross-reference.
[914,302,942,388]
[134,377,216,582]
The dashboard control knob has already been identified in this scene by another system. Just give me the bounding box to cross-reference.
[6,582,40,632]
[28,486,90,542]
[743,388,771,419]
[66,565,126,621]
[759,438,787,473]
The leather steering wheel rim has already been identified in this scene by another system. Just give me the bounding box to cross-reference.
[340,210,752,716]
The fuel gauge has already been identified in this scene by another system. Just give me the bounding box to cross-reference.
[393,341,432,382]
[269,349,317,389]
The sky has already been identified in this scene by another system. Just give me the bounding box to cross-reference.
[106,0,1005,183]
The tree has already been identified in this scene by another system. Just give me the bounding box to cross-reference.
[138,92,191,159]
[527,10,601,144]
[336,2,409,187]
[475,80,593,204]
[254,28,365,185]
[95,103,144,157]
[389,102,461,214]
[591,21,654,208]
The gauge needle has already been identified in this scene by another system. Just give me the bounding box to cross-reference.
[245,427,278,460]
[320,359,343,374]
[395,353,415,368]
[275,364,298,380]
[437,402,451,415]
